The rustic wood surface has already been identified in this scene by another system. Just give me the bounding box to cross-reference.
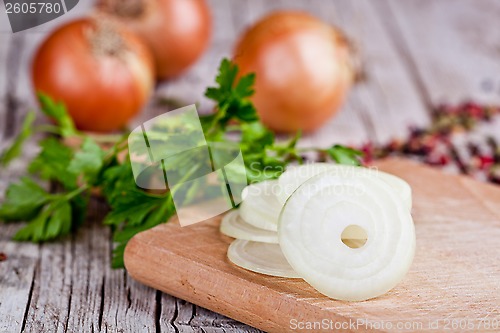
[1,0,500,332]
[124,159,500,333]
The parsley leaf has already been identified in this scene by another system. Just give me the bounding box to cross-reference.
[104,189,167,227]
[0,177,50,221]
[101,161,136,205]
[102,162,170,229]
[102,161,175,267]
[70,193,89,230]
[234,73,256,99]
[327,145,363,166]
[0,95,91,242]
[238,122,283,182]
[13,196,73,242]
[0,111,36,166]
[202,60,294,182]
[205,58,238,99]
[68,138,105,185]
[203,58,258,136]
[37,92,77,137]
[110,197,174,268]
[44,200,72,239]
[241,122,274,148]
[28,137,78,190]
[0,91,79,167]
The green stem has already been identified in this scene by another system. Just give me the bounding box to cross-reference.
[170,164,201,198]
[64,185,89,201]
[87,133,126,144]
[296,147,327,153]
[34,124,62,135]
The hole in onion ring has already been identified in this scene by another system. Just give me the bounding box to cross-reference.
[341,225,368,249]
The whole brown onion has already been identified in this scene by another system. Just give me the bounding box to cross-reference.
[233,11,354,133]
[97,0,212,79]
[32,18,155,132]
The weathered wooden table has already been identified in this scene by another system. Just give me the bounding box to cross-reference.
[1,1,500,332]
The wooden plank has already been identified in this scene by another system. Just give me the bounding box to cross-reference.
[340,0,430,142]
[0,33,45,204]
[13,32,44,115]
[22,239,73,333]
[65,201,159,333]
[158,294,187,333]
[0,33,25,141]
[0,32,42,333]
[160,294,262,333]
[298,0,429,145]
[189,306,262,333]
[381,0,500,105]
[124,158,500,333]
[1,200,159,333]
[64,200,107,333]
[0,224,39,333]
[101,261,158,332]
[0,1,12,34]
[64,199,161,333]
[0,33,11,130]
[375,0,500,182]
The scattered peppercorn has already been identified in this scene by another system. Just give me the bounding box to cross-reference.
[359,102,500,185]
[0,252,7,262]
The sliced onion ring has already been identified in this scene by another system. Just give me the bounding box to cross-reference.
[278,170,416,301]
[239,180,281,231]
[227,239,301,278]
[277,163,412,210]
[220,210,279,243]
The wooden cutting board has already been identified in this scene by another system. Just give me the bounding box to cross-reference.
[124,159,500,332]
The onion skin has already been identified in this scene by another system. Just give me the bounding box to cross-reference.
[32,18,155,132]
[233,11,353,133]
[97,0,212,79]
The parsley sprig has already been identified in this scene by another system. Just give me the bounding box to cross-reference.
[0,94,102,242]
[0,59,362,268]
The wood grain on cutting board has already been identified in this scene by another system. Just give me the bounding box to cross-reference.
[124,159,500,333]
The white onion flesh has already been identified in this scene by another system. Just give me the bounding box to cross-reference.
[278,170,415,301]
[239,180,281,231]
[277,163,412,210]
[227,239,301,278]
[220,210,279,243]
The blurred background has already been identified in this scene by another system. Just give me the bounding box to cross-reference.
[1,0,500,142]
